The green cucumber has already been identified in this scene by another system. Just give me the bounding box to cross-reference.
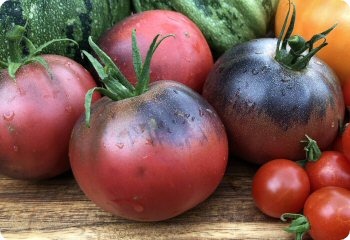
[0,0,131,61]
[133,0,279,55]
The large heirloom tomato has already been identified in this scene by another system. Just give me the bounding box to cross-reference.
[0,26,99,179]
[0,54,99,179]
[98,10,213,92]
[69,33,228,221]
[202,2,344,164]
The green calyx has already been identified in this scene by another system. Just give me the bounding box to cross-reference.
[302,135,322,162]
[275,0,337,71]
[0,25,77,79]
[83,29,174,127]
[281,213,310,240]
[297,134,322,167]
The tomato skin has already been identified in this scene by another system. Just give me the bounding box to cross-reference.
[342,79,350,107]
[252,159,310,218]
[69,81,228,221]
[305,151,350,192]
[203,38,344,164]
[0,55,100,179]
[304,187,350,240]
[275,0,350,85]
[342,125,350,162]
[98,10,213,92]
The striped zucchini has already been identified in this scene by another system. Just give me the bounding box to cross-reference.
[0,0,131,61]
[133,0,279,55]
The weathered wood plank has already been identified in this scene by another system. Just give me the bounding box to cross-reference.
[0,160,302,240]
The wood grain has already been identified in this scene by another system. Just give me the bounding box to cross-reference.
[0,159,302,240]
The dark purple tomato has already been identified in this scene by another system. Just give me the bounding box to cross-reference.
[0,55,100,179]
[69,80,228,221]
[202,38,344,164]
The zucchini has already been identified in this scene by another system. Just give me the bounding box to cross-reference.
[0,0,131,61]
[133,0,279,55]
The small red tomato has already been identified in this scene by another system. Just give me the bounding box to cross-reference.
[304,187,350,240]
[98,10,213,92]
[305,151,350,192]
[252,159,310,218]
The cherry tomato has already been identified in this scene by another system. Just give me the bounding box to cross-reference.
[0,55,100,179]
[305,151,350,192]
[252,159,310,218]
[98,10,213,92]
[275,0,350,85]
[304,187,350,240]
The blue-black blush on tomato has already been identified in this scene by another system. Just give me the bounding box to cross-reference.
[202,3,344,164]
[69,31,228,221]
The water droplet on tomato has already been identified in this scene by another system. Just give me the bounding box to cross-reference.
[65,106,73,113]
[331,121,335,128]
[133,204,144,213]
[251,68,260,75]
[3,111,15,121]
[145,138,153,145]
[116,143,124,149]
[205,108,213,114]
[13,145,19,152]
[18,88,26,96]
[315,61,323,66]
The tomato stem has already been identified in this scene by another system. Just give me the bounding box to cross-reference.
[281,213,310,240]
[83,30,174,127]
[6,25,24,64]
[302,135,322,162]
[275,0,337,71]
[1,25,78,79]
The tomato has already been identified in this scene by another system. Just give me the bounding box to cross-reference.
[69,31,228,221]
[304,187,350,240]
[305,151,350,192]
[342,79,350,107]
[98,10,213,92]
[342,124,350,161]
[202,37,344,164]
[69,81,228,221]
[0,55,100,179]
[252,159,310,218]
[329,134,344,153]
[275,0,350,85]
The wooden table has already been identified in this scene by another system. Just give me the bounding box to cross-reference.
[0,159,302,240]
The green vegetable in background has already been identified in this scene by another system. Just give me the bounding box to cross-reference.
[0,0,130,61]
[133,0,279,55]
